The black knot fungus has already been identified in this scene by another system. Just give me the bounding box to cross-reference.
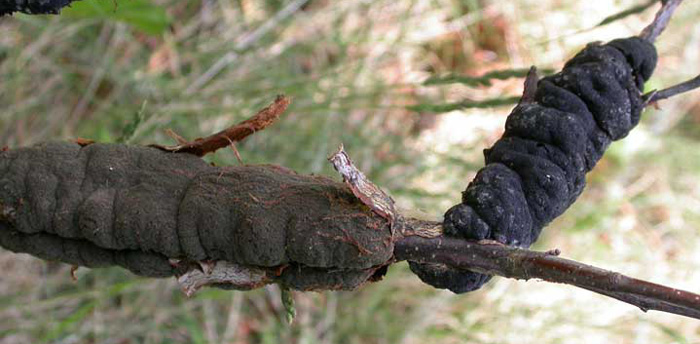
[409,37,657,293]
[1,0,74,15]
[0,142,394,290]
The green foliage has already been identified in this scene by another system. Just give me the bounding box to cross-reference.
[415,67,554,113]
[62,0,171,35]
[423,68,553,87]
[281,288,296,325]
[41,302,97,342]
[408,96,520,113]
[116,100,147,143]
[597,0,658,27]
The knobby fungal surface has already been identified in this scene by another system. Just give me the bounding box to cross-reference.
[409,37,658,293]
[0,142,393,290]
[0,0,75,15]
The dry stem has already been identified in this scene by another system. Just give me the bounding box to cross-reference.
[153,95,290,156]
[645,74,700,104]
[639,0,684,43]
[394,231,700,320]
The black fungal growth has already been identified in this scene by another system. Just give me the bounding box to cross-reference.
[0,142,394,290]
[0,0,75,15]
[0,35,659,294]
[409,37,657,293]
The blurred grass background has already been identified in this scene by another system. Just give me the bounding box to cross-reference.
[1,0,699,343]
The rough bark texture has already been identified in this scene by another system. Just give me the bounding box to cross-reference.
[409,37,658,293]
[395,235,700,320]
[0,142,393,290]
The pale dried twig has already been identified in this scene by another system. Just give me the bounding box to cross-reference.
[328,145,397,224]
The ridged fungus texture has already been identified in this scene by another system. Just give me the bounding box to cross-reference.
[409,37,657,293]
[0,142,393,290]
[1,0,74,15]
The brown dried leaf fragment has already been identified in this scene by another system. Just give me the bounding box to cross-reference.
[153,95,291,157]
[70,265,79,281]
[71,138,95,147]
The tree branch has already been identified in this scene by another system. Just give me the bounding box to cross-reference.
[636,1,700,105]
[393,232,700,320]
[2,0,698,324]
[644,74,700,104]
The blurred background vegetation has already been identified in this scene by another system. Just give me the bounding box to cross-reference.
[1,0,699,343]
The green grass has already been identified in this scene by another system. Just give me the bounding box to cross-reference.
[1,0,700,343]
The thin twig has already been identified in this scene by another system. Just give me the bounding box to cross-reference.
[639,0,684,42]
[165,128,190,145]
[229,140,244,164]
[185,0,309,94]
[393,233,700,320]
[638,1,700,105]
[152,95,291,156]
[644,74,700,104]
[518,66,539,105]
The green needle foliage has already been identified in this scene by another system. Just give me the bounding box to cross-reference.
[116,100,147,143]
[597,0,659,27]
[423,68,553,87]
[408,96,521,113]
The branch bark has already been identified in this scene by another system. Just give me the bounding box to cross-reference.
[393,232,700,320]
[645,74,700,104]
[639,0,684,43]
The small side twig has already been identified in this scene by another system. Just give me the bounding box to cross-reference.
[165,128,190,145]
[153,95,290,156]
[637,1,700,106]
[644,74,700,104]
[639,0,684,43]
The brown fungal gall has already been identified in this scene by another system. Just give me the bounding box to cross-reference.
[0,141,393,291]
